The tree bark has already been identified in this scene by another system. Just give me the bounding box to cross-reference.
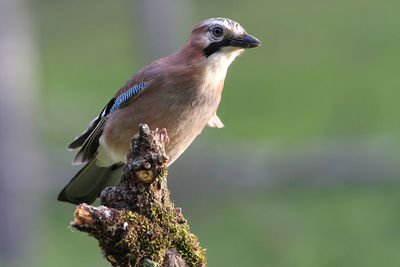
[71,125,206,267]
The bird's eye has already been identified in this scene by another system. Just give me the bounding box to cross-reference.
[212,26,224,37]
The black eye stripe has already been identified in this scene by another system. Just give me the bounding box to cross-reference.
[203,38,232,57]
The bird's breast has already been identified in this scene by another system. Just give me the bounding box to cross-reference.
[160,78,223,162]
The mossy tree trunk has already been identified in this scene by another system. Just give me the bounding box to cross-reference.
[71,125,206,267]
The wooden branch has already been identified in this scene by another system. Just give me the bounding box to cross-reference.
[71,125,206,267]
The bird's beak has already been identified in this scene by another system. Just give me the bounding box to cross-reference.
[230,34,261,48]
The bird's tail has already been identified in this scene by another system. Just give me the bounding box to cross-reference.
[57,158,123,204]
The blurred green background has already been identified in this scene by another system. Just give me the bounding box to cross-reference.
[1,0,400,266]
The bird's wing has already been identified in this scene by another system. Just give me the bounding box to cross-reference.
[68,63,163,165]
[67,98,115,151]
[70,101,114,165]
[70,83,147,165]
[207,113,224,128]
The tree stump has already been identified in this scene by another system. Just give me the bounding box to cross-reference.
[71,124,206,267]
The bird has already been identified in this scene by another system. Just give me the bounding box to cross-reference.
[58,17,260,204]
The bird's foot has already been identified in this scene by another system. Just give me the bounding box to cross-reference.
[154,128,170,146]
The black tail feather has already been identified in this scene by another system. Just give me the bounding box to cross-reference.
[58,159,123,204]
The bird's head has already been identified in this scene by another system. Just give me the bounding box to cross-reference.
[188,18,261,62]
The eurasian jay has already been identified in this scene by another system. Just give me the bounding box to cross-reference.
[58,17,260,204]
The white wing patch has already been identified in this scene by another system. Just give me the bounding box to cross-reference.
[207,114,224,128]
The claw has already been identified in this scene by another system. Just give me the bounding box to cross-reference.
[174,207,182,214]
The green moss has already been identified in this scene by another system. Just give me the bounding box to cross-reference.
[121,210,165,263]
[140,258,160,267]
[151,204,206,266]
[156,167,168,180]
[120,201,206,266]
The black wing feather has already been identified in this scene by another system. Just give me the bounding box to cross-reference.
[68,98,115,164]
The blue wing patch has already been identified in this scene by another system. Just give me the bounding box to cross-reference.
[109,82,147,114]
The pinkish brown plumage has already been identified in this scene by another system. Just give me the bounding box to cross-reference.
[59,17,260,204]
